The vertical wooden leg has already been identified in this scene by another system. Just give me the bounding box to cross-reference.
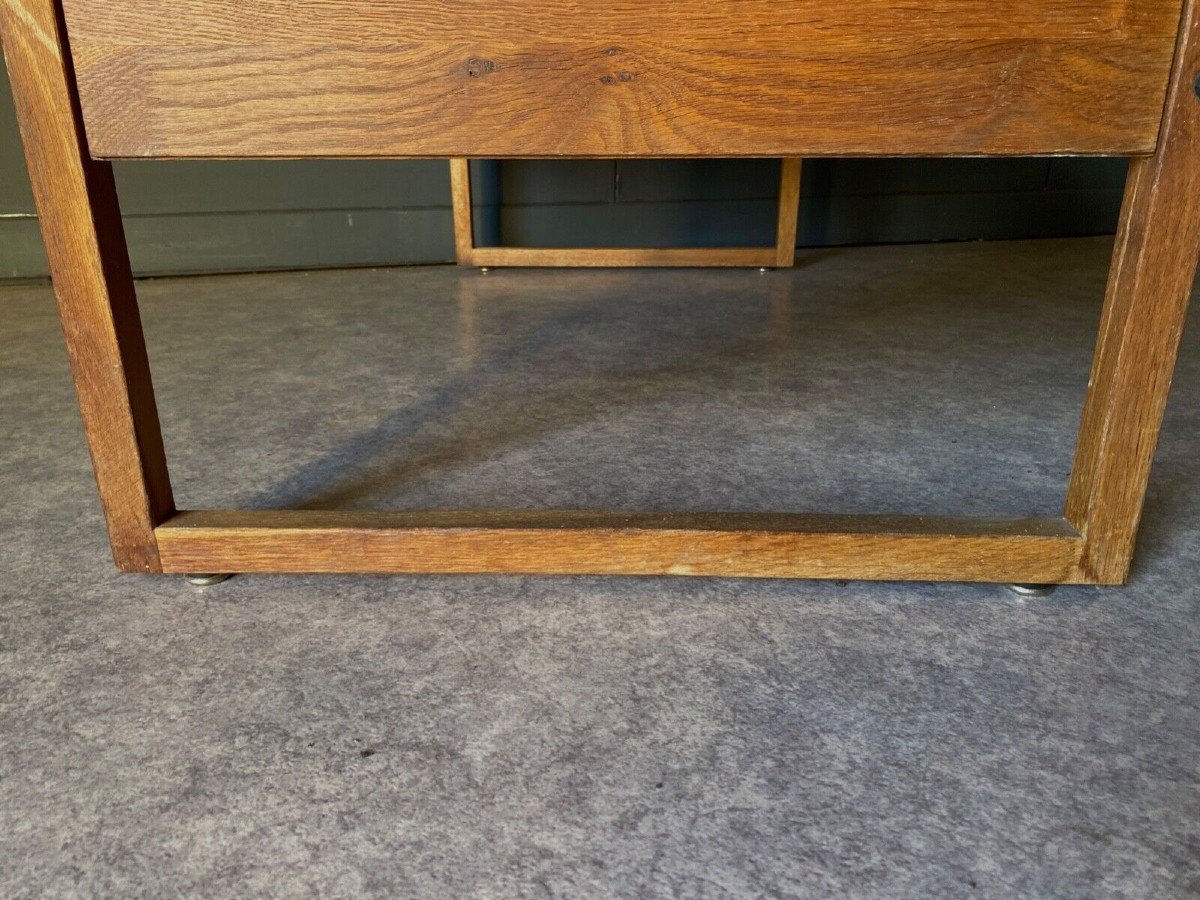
[1,0,173,572]
[774,159,802,268]
[1065,0,1200,584]
[449,158,475,265]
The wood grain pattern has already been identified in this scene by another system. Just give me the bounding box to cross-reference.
[0,0,173,571]
[1065,0,1200,584]
[775,159,802,269]
[156,510,1086,582]
[60,0,1183,158]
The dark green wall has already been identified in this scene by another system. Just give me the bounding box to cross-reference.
[475,157,1128,250]
[1,61,1127,281]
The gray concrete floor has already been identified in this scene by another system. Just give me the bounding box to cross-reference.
[1,237,1198,897]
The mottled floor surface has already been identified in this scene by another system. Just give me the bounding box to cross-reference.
[1,238,1198,897]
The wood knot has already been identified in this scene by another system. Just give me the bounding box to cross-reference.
[464,57,495,78]
[600,72,636,85]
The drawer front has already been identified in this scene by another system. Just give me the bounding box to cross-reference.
[63,0,1183,158]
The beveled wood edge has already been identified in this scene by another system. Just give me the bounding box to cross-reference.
[451,158,802,268]
[155,510,1093,583]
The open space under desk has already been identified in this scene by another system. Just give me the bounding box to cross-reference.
[2,0,1199,583]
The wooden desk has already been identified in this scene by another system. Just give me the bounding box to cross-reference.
[2,0,1198,584]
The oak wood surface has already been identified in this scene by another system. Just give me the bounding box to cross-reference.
[0,0,173,571]
[1065,0,1200,583]
[60,0,1183,158]
[156,510,1085,582]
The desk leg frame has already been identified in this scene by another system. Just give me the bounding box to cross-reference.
[1065,0,1200,583]
[4,0,1199,583]
[450,158,802,269]
[1,0,173,572]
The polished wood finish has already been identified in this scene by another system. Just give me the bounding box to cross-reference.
[1066,0,1200,584]
[452,158,801,268]
[6,0,1198,584]
[0,0,172,572]
[156,511,1086,582]
[60,0,1182,158]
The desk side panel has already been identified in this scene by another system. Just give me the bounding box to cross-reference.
[63,0,1184,157]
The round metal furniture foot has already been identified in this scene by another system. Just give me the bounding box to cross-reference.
[1006,583,1057,597]
[479,267,490,274]
[758,267,769,274]
[184,573,233,587]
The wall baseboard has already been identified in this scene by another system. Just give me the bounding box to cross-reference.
[489,190,1124,250]
[0,208,456,281]
[0,190,1122,282]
